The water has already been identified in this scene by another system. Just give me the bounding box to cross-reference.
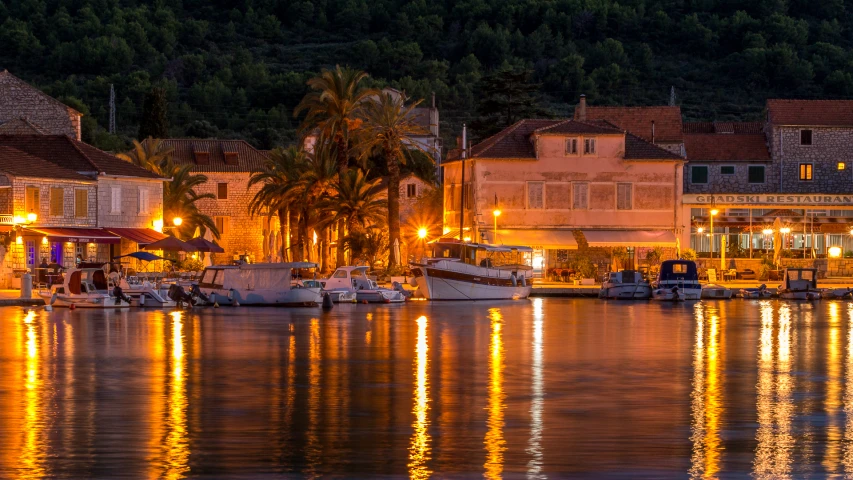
[0,299,852,478]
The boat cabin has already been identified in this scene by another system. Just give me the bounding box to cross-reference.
[604,270,645,284]
[51,268,108,295]
[783,268,817,291]
[324,266,379,291]
[427,242,533,270]
[197,262,317,290]
[657,260,699,283]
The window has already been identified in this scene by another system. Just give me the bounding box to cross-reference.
[572,182,588,210]
[75,189,88,218]
[583,138,596,155]
[617,183,632,210]
[25,186,39,214]
[839,162,846,171]
[748,165,765,183]
[463,184,473,208]
[691,166,708,184]
[110,186,121,213]
[49,187,64,216]
[215,216,230,236]
[720,166,735,175]
[527,182,544,209]
[565,138,578,154]
[138,187,149,214]
[800,129,812,145]
[217,183,228,200]
[673,264,687,274]
[799,163,813,181]
[406,184,417,198]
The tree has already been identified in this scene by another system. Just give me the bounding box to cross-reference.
[471,67,548,139]
[321,168,386,235]
[356,92,432,269]
[248,146,305,262]
[138,87,169,139]
[116,137,174,174]
[162,162,219,240]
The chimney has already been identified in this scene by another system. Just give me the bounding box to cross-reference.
[577,94,587,121]
[431,92,436,108]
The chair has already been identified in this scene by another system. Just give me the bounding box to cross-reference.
[560,270,570,282]
[725,269,737,281]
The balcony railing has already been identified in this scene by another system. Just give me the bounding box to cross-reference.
[0,214,12,225]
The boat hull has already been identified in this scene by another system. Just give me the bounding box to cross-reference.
[701,288,733,299]
[38,292,130,308]
[651,287,702,301]
[325,290,358,303]
[199,287,322,306]
[780,290,821,300]
[599,284,652,300]
[414,270,531,300]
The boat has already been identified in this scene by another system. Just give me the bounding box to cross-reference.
[322,266,406,303]
[736,284,773,298]
[778,268,821,300]
[38,267,130,308]
[821,287,853,299]
[651,260,702,301]
[193,262,322,306]
[598,270,652,299]
[410,242,533,301]
[701,284,733,299]
[115,276,177,308]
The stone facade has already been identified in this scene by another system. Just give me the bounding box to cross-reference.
[684,162,778,194]
[770,126,853,193]
[96,177,164,229]
[194,172,268,262]
[0,70,82,140]
[10,177,97,227]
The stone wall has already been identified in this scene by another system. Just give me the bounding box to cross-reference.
[684,162,779,194]
[12,176,97,227]
[194,172,266,261]
[771,126,853,193]
[0,72,82,140]
[97,177,164,229]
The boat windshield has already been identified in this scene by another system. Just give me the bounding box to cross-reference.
[431,243,462,259]
[787,269,815,282]
[468,245,532,268]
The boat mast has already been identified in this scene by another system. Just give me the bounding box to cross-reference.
[459,124,466,241]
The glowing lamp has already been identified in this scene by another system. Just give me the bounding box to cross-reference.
[710,209,719,216]
[762,229,773,235]
[463,236,471,242]
[15,236,22,245]
[153,219,164,232]
[26,212,37,223]
[829,246,842,258]
[417,228,427,239]
[172,217,183,227]
[41,236,47,245]
[697,227,704,233]
[780,227,791,234]
[493,209,501,217]
[12,215,24,225]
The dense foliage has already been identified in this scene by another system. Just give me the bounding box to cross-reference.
[3,0,852,150]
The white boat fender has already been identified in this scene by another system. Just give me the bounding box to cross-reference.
[140,294,145,307]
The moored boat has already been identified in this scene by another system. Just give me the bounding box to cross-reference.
[193,262,322,306]
[821,287,853,299]
[599,270,651,299]
[736,284,773,298]
[778,268,820,300]
[322,266,406,303]
[38,267,130,308]
[701,284,733,299]
[651,260,702,301]
[410,242,533,301]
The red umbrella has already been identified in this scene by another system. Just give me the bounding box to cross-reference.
[187,237,225,253]
[142,236,199,252]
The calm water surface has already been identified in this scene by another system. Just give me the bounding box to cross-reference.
[1,299,852,478]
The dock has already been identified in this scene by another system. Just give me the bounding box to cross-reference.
[0,290,45,307]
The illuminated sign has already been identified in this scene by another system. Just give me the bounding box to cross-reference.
[684,194,853,206]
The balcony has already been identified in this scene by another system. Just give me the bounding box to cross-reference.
[0,214,12,225]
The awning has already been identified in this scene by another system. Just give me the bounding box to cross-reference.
[105,228,167,245]
[433,228,472,242]
[485,230,578,249]
[25,227,121,244]
[583,230,677,247]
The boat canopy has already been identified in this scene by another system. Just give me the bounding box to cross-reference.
[657,260,699,282]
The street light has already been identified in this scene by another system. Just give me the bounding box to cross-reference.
[492,209,501,244]
[417,227,427,239]
[172,217,183,227]
[26,212,37,223]
[709,209,719,261]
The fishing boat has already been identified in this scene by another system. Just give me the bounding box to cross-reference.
[38,267,130,308]
[410,242,533,301]
[736,284,773,298]
[193,262,322,306]
[323,266,406,303]
[651,260,702,301]
[701,284,733,299]
[778,268,821,300]
[821,287,853,299]
[598,270,652,299]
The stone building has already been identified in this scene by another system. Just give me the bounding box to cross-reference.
[0,70,82,140]
[443,112,685,277]
[154,139,274,262]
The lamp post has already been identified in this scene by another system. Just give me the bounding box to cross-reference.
[709,209,719,261]
[418,227,427,262]
[492,209,501,245]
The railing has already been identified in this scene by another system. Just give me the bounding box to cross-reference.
[0,214,13,225]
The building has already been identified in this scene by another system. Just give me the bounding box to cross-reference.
[0,70,82,140]
[682,100,853,263]
[0,135,165,286]
[153,139,275,262]
[443,98,685,277]
[577,103,685,155]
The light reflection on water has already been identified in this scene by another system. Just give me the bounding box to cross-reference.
[5,300,853,477]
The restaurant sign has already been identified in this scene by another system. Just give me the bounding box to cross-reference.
[684,194,853,206]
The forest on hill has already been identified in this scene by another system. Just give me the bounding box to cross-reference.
[2,0,852,151]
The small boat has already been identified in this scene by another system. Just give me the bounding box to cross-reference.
[323,266,406,303]
[116,277,177,307]
[651,260,702,301]
[598,270,652,299]
[778,268,820,300]
[701,284,733,299]
[410,242,533,301]
[38,267,130,308]
[737,284,773,298]
[194,262,322,306]
[821,287,853,299]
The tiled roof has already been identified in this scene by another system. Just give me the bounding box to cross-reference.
[534,119,624,135]
[0,135,162,179]
[683,122,764,134]
[0,145,93,180]
[579,106,684,142]
[0,117,47,135]
[154,139,270,172]
[767,99,853,126]
[0,70,82,117]
[684,134,770,162]
[623,133,685,160]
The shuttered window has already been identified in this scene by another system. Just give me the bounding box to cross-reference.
[138,187,149,214]
[572,182,588,210]
[50,187,64,216]
[527,182,544,209]
[110,187,121,213]
[566,138,578,154]
[75,189,88,218]
[217,183,228,199]
[617,183,632,210]
[215,216,230,235]
[25,186,39,214]
[583,138,596,154]
[406,184,417,197]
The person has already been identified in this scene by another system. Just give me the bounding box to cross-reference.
[39,257,48,269]
[47,257,61,273]
[75,254,83,266]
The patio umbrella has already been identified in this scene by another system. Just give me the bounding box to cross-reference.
[392,238,401,266]
[114,251,164,261]
[773,217,783,266]
[187,237,225,253]
[143,236,199,252]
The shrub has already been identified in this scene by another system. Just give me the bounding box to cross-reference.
[681,248,697,261]
[645,246,664,266]
[758,264,771,281]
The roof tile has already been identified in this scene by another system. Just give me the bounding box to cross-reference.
[154,139,270,172]
[0,145,93,180]
[579,106,683,142]
[684,134,770,162]
[767,99,853,126]
[683,122,764,134]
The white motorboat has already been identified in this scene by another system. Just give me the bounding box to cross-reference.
[410,242,533,301]
[116,277,177,307]
[599,270,652,299]
[38,267,130,308]
[323,266,406,303]
[194,262,322,306]
[778,268,821,300]
[821,287,853,299]
[736,284,773,298]
[651,260,702,301]
[701,284,733,299]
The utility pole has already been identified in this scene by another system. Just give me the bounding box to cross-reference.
[109,84,116,134]
[669,86,676,107]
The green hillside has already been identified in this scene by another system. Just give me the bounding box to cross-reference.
[2,0,851,150]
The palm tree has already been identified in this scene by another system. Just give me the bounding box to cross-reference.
[116,137,174,175]
[248,147,305,261]
[356,92,432,269]
[296,143,339,271]
[321,169,386,236]
[162,163,219,239]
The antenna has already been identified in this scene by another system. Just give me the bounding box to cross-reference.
[109,84,116,134]
[669,86,676,107]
